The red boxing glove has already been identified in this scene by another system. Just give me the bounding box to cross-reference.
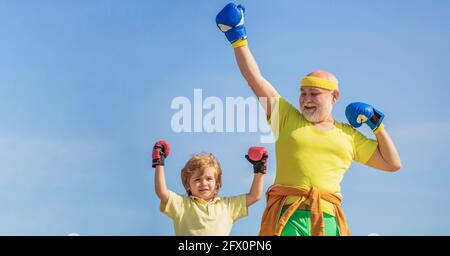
[245,146,268,174]
[152,140,170,168]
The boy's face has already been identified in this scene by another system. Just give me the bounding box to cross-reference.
[188,167,218,202]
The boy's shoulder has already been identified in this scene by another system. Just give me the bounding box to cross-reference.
[218,194,247,204]
[166,190,190,205]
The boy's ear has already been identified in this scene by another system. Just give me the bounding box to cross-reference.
[214,186,220,196]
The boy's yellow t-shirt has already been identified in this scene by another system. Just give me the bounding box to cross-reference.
[269,97,378,216]
[160,191,248,236]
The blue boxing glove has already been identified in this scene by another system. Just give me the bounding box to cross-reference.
[216,3,247,47]
[345,102,385,133]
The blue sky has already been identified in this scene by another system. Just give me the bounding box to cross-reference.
[1,0,449,235]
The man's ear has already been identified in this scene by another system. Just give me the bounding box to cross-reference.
[332,90,340,104]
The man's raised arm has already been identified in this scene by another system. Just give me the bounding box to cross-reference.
[216,3,279,118]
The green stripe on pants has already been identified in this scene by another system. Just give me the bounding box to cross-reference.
[280,208,340,236]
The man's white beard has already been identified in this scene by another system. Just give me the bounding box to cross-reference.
[303,103,333,123]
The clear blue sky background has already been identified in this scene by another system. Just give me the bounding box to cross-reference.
[1,0,449,235]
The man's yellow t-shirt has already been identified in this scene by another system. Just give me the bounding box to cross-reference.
[160,191,248,236]
[268,97,378,216]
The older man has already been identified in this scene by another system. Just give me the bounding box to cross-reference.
[216,3,401,236]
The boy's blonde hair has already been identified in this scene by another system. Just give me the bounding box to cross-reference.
[181,153,223,196]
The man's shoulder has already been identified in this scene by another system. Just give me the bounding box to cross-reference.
[335,121,372,141]
[335,120,358,135]
[276,96,303,119]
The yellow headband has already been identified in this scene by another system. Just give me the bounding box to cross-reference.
[300,76,339,91]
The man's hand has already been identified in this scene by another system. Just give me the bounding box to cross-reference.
[345,102,385,133]
[245,146,268,174]
[152,140,170,168]
[216,3,247,47]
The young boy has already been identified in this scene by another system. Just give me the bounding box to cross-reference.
[152,140,267,236]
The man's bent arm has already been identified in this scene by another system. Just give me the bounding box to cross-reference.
[366,129,402,172]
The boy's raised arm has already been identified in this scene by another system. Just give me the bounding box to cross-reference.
[152,140,171,204]
[245,147,268,206]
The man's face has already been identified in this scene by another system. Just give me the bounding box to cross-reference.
[300,86,336,123]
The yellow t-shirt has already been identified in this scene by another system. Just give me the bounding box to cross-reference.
[268,97,378,216]
[160,191,248,236]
